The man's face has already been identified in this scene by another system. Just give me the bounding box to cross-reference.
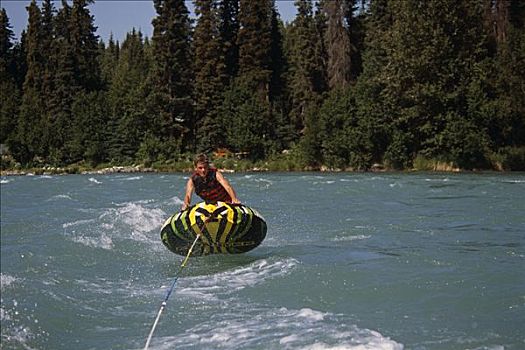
[195,162,209,177]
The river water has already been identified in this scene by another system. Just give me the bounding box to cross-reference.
[1,172,524,350]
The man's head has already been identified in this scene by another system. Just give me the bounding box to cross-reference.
[193,153,209,177]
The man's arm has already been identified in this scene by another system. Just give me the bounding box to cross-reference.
[182,177,194,210]
[216,171,240,203]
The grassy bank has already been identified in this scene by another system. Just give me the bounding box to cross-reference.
[2,148,524,176]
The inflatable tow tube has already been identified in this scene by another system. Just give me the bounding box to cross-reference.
[160,202,267,256]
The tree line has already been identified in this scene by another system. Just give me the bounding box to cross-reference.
[1,0,524,171]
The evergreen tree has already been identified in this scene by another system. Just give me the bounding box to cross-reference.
[484,0,525,169]
[47,0,101,164]
[46,0,77,164]
[69,90,108,165]
[107,29,150,162]
[358,0,492,169]
[0,9,13,64]
[348,0,393,165]
[147,0,194,160]
[39,0,57,158]
[268,3,293,152]
[324,0,352,89]
[220,80,272,160]
[311,1,328,94]
[9,32,27,91]
[268,1,287,105]
[193,0,226,152]
[0,8,20,146]
[218,0,239,83]
[317,87,373,169]
[287,0,320,132]
[237,0,272,99]
[286,0,327,166]
[348,1,366,79]
[15,0,46,164]
[220,0,276,159]
[98,34,119,89]
[70,0,101,91]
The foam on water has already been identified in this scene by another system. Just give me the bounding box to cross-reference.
[1,274,45,350]
[88,177,102,184]
[333,234,371,242]
[109,202,167,240]
[178,258,298,300]
[502,179,525,184]
[121,175,143,181]
[154,305,403,350]
[1,299,45,349]
[148,257,402,349]
[47,194,73,201]
[1,178,11,184]
[0,322,38,350]
[1,273,19,291]
[63,218,97,229]
[62,200,168,250]
[312,180,336,185]
[71,232,114,249]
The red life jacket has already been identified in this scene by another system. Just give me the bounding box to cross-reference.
[191,168,231,203]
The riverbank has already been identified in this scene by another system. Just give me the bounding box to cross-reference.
[0,159,462,176]
[3,146,524,176]
[6,151,525,176]
[0,161,486,177]
[1,165,157,176]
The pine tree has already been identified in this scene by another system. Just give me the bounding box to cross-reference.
[45,0,102,164]
[268,2,286,105]
[268,3,293,152]
[147,0,194,159]
[312,1,329,94]
[287,0,320,132]
[0,9,13,62]
[9,32,27,91]
[70,0,101,91]
[107,29,150,162]
[218,0,239,83]
[220,80,272,160]
[324,0,352,89]
[38,0,58,159]
[237,0,272,99]
[193,0,226,152]
[16,0,46,164]
[218,0,276,159]
[41,1,67,162]
[348,0,393,166]
[0,8,20,146]
[69,90,108,166]
[359,0,492,169]
[98,34,119,89]
[484,0,525,168]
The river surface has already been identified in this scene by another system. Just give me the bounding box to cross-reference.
[1,172,524,350]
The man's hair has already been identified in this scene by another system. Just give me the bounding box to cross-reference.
[193,153,209,166]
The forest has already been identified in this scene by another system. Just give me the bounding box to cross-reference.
[1,0,524,172]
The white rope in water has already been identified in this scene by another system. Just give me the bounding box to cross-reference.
[143,233,201,350]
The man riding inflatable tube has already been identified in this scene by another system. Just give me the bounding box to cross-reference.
[182,153,240,211]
